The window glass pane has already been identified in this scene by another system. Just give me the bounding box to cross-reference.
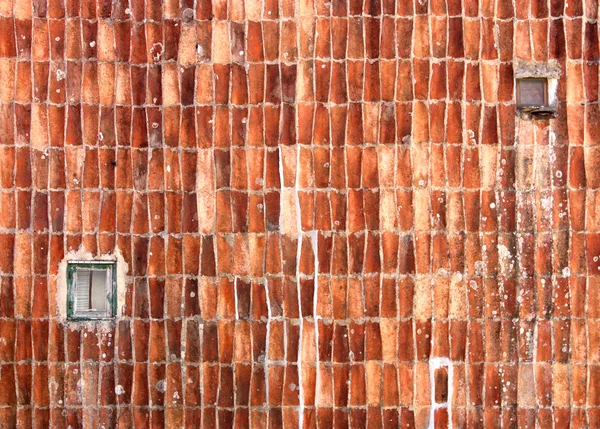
[91,270,108,312]
[519,80,545,106]
[75,268,108,313]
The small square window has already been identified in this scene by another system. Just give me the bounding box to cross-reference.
[517,78,548,108]
[67,261,116,320]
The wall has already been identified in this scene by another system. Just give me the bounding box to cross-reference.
[0,0,597,427]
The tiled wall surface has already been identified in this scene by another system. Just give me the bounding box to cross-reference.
[0,0,598,427]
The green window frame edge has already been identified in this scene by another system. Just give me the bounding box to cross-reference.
[66,261,117,321]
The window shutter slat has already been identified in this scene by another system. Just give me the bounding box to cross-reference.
[75,271,91,311]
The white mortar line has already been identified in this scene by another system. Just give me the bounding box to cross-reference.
[234,276,239,321]
[294,145,304,427]
[311,229,319,407]
[264,277,272,412]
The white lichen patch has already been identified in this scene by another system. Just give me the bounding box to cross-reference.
[155,380,167,393]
